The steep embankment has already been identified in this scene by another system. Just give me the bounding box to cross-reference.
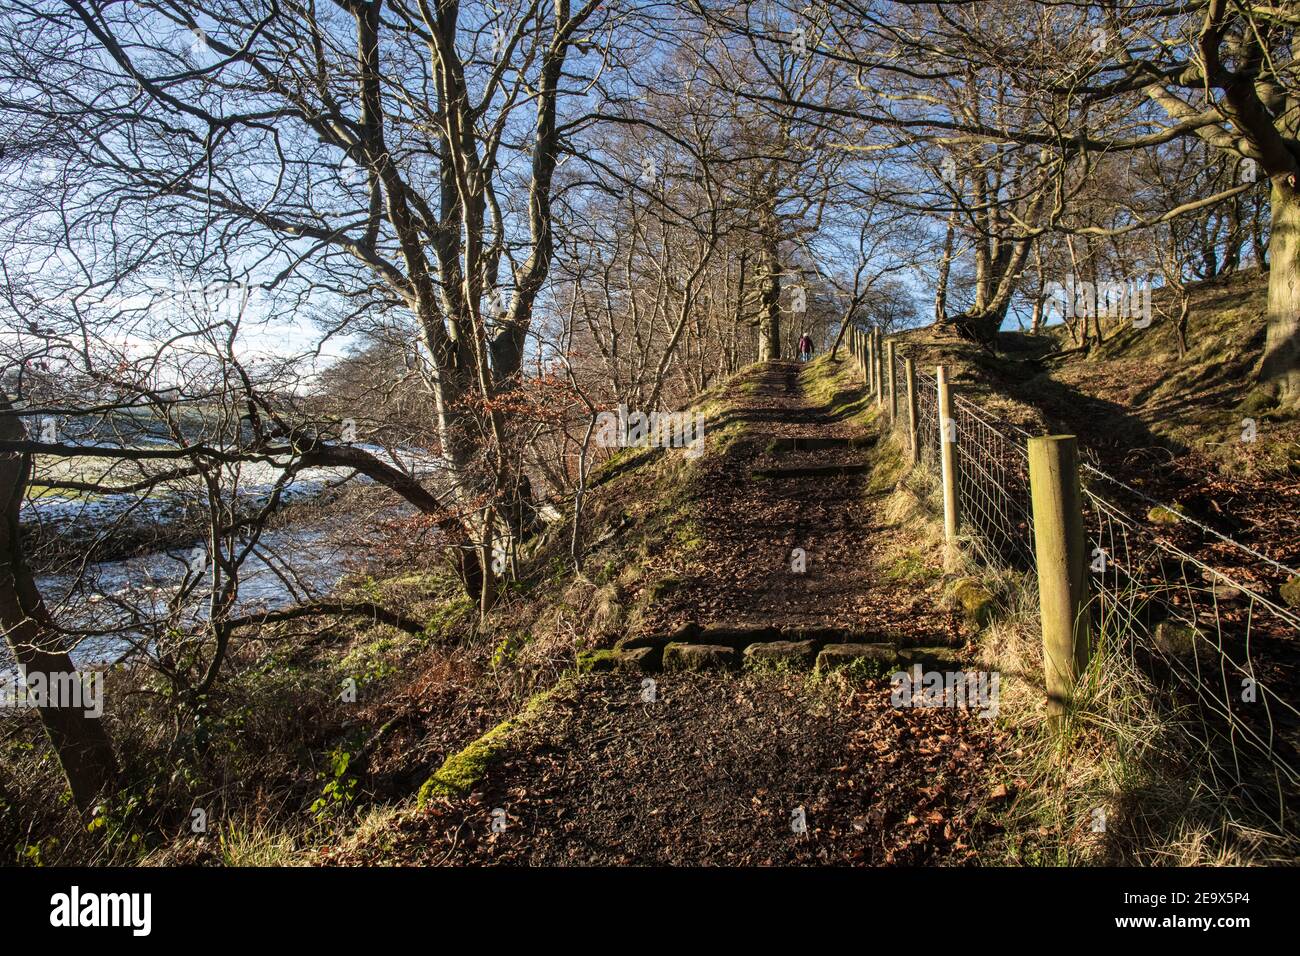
[894,269,1299,595]
[887,269,1300,865]
[327,359,1010,865]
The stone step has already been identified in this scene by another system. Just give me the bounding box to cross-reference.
[618,622,894,653]
[751,463,869,480]
[663,643,737,671]
[814,642,897,676]
[599,629,966,675]
[813,643,967,675]
[767,436,868,452]
[743,639,818,668]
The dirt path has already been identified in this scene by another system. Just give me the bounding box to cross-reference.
[633,361,963,644]
[334,360,1006,865]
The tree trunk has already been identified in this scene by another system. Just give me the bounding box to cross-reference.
[1252,190,1269,270]
[0,397,118,813]
[1174,292,1190,358]
[1264,180,1300,406]
[933,208,958,325]
[757,237,780,361]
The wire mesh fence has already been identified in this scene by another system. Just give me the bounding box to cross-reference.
[912,364,1035,568]
[872,342,1300,821]
[1081,477,1300,817]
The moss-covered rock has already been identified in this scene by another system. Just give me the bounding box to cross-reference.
[417,721,513,807]
[616,646,662,672]
[1239,386,1279,415]
[949,577,997,628]
[814,642,899,676]
[1152,621,1198,657]
[1280,576,1300,609]
[416,686,559,807]
[662,643,737,671]
[617,622,697,652]
[742,640,818,669]
[577,649,619,673]
[1147,504,1186,525]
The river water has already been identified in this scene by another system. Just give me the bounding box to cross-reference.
[4,444,437,682]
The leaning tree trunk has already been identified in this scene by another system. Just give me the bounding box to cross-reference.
[0,397,118,813]
[1264,180,1300,406]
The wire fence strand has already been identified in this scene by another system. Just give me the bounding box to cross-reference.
[890,348,1300,819]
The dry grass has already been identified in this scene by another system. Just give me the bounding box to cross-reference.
[972,556,1296,865]
[869,442,1296,865]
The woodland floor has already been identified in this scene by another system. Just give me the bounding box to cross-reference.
[330,361,1010,865]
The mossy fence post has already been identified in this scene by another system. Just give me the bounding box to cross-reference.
[905,356,919,466]
[1027,435,1092,727]
[936,365,959,570]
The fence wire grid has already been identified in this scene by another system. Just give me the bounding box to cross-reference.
[849,333,1300,822]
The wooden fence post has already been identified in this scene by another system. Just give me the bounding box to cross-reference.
[886,339,897,427]
[905,356,919,466]
[866,331,875,393]
[1028,435,1091,726]
[936,365,959,569]
[874,330,884,407]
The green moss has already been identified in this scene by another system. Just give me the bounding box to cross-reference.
[340,635,400,685]
[381,571,441,588]
[1239,387,1278,416]
[949,577,997,628]
[822,653,894,683]
[1147,504,1186,525]
[423,594,474,641]
[490,632,528,669]
[866,438,907,494]
[416,684,562,807]
[594,559,619,585]
[672,522,705,552]
[576,648,619,673]
[1152,620,1198,657]
[885,550,939,587]
[416,721,514,805]
[643,574,683,604]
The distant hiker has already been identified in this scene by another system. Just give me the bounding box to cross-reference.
[797,332,813,362]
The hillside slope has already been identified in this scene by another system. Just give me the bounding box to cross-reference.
[893,269,1299,589]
